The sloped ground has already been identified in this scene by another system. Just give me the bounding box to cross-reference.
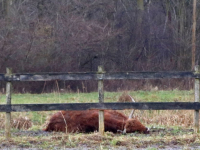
[0,127,199,150]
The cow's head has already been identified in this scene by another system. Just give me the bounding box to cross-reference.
[124,94,149,134]
[123,119,149,134]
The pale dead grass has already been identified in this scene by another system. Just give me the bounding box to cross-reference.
[11,117,32,130]
[133,110,194,128]
[119,92,195,129]
[0,113,32,130]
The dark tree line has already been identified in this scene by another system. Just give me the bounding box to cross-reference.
[0,0,199,93]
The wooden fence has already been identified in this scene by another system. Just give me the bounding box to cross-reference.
[1,66,200,139]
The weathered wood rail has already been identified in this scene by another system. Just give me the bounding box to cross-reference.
[1,102,200,112]
[0,71,198,81]
[1,66,200,138]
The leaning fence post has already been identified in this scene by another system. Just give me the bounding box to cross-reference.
[5,68,12,139]
[194,65,199,133]
[98,66,104,135]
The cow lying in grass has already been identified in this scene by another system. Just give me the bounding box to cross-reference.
[44,109,149,134]
[44,95,149,134]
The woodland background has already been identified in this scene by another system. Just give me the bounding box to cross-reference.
[0,0,199,93]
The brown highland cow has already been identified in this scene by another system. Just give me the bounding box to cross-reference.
[44,95,149,134]
[44,109,149,134]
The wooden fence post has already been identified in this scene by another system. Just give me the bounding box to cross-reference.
[194,65,199,133]
[98,66,104,135]
[5,68,12,139]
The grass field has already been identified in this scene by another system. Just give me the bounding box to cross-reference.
[0,90,199,149]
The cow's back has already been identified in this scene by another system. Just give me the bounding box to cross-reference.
[104,110,128,132]
[44,110,99,132]
[44,110,129,133]
[64,110,99,132]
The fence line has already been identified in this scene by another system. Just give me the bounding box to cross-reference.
[1,66,200,139]
[0,71,198,81]
[1,102,200,112]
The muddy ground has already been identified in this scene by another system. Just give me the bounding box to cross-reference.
[0,127,200,150]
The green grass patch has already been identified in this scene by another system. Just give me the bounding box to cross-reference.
[0,90,193,104]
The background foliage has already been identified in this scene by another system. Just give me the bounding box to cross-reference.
[0,0,199,93]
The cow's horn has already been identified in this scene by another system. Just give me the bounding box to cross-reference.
[129,109,135,119]
[123,128,126,134]
[128,94,135,119]
[128,94,136,102]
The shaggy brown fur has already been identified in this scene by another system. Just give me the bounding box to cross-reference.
[118,92,133,102]
[44,110,148,134]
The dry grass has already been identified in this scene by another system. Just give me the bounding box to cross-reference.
[0,114,32,130]
[134,110,193,128]
[118,92,195,129]
[11,117,32,130]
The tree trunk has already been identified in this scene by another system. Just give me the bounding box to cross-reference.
[5,0,13,18]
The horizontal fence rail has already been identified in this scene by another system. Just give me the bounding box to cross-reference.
[0,102,200,112]
[0,71,199,81]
